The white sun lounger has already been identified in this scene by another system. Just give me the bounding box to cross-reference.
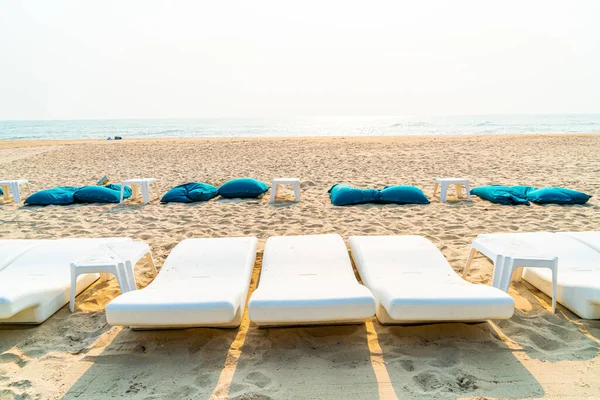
[248,234,376,327]
[0,240,47,273]
[0,238,131,324]
[106,237,258,329]
[468,232,600,319]
[349,235,515,324]
[561,231,600,254]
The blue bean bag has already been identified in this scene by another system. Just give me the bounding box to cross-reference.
[161,182,219,203]
[328,184,380,206]
[379,185,430,205]
[218,178,269,198]
[527,187,592,205]
[470,185,536,205]
[25,186,80,206]
[74,184,132,204]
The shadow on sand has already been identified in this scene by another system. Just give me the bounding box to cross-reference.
[376,321,544,399]
[493,282,600,363]
[63,326,238,399]
[227,324,379,400]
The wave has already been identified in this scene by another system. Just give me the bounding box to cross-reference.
[389,121,433,128]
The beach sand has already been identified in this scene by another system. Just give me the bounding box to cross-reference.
[1,134,599,399]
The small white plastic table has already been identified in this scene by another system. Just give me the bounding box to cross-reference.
[69,241,157,312]
[270,178,301,203]
[120,178,160,204]
[463,234,558,312]
[433,178,471,203]
[0,180,31,203]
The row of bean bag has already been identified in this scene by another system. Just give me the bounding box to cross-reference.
[161,178,269,203]
[20,181,593,207]
[470,185,591,205]
[24,185,132,206]
[23,178,271,206]
[328,184,430,206]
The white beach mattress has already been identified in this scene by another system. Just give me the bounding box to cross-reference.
[0,238,131,324]
[106,237,258,328]
[492,232,600,319]
[0,239,47,273]
[349,235,515,324]
[561,231,600,254]
[248,234,376,326]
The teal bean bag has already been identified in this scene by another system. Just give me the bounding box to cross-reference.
[25,186,80,206]
[74,184,132,204]
[470,185,536,205]
[379,185,430,205]
[161,182,218,203]
[527,187,592,205]
[218,178,269,198]
[328,184,380,206]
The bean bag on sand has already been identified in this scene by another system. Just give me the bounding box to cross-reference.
[73,184,132,204]
[470,185,535,205]
[218,178,269,199]
[379,185,430,205]
[527,187,591,205]
[328,184,380,206]
[161,182,218,203]
[25,186,80,206]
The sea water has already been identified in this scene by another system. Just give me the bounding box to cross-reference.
[1,115,600,140]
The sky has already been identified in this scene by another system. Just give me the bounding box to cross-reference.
[0,1,599,120]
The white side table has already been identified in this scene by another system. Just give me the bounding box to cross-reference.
[120,178,160,204]
[270,178,301,203]
[463,234,558,312]
[0,180,31,203]
[69,241,157,312]
[433,178,471,203]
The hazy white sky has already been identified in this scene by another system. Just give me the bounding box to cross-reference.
[1,1,599,120]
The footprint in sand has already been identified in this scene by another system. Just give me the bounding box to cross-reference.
[0,353,27,368]
[413,370,445,391]
[193,372,213,388]
[164,384,199,398]
[19,346,45,358]
[413,369,478,393]
[399,359,415,371]
[9,380,32,389]
[133,344,147,354]
[228,382,250,396]
[244,371,272,389]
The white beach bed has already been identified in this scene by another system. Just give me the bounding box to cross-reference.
[470,232,600,319]
[106,237,258,328]
[349,235,515,324]
[248,234,376,327]
[561,231,600,253]
[0,238,131,324]
[0,240,46,273]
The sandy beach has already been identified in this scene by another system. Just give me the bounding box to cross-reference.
[1,134,600,399]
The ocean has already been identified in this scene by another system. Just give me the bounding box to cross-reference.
[1,115,600,140]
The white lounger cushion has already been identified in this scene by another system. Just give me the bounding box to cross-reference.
[483,232,600,319]
[106,237,258,328]
[0,240,47,273]
[349,235,515,324]
[0,238,131,324]
[561,231,600,254]
[248,234,376,326]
